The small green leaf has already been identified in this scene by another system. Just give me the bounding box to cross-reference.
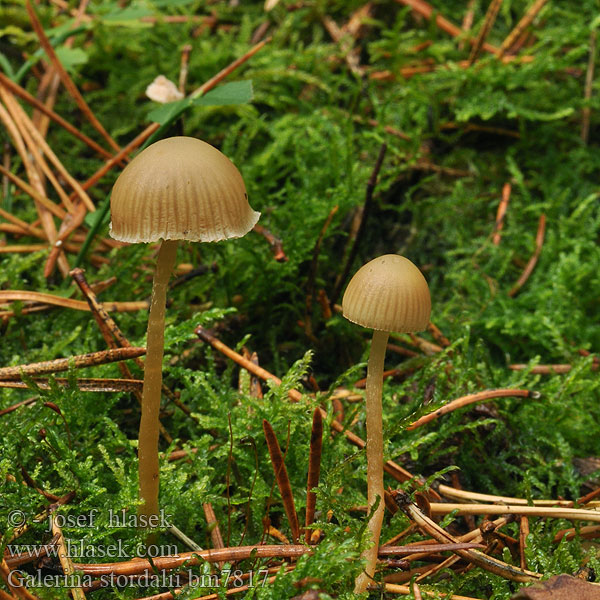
[100,5,154,27]
[147,98,191,125]
[192,80,253,107]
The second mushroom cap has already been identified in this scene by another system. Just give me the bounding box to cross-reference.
[342,254,431,333]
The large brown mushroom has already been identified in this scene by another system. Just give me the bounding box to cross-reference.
[110,136,259,524]
[342,254,431,592]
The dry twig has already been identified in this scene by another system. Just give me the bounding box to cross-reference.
[25,0,121,153]
[407,388,538,430]
[498,0,548,58]
[508,213,546,296]
[0,347,145,380]
[492,183,511,245]
[469,0,504,64]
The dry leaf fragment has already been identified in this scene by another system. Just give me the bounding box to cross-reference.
[145,75,184,103]
[512,574,600,600]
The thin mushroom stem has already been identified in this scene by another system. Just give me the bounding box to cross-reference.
[355,328,389,593]
[138,239,178,522]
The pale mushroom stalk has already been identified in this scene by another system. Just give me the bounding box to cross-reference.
[342,254,431,594]
[355,328,389,593]
[138,238,178,521]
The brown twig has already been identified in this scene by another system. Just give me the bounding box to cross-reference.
[430,502,600,523]
[74,545,310,577]
[461,0,477,40]
[508,363,596,374]
[412,581,423,600]
[0,149,66,220]
[437,485,598,508]
[70,268,129,346]
[179,44,193,93]
[440,121,520,138]
[25,0,121,153]
[578,486,600,506]
[203,502,225,568]
[407,389,537,430]
[554,525,600,543]
[408,333,443,355]
[45,204,88,277]
[263,420,301,544]
[0,73,115,161]
[0,207,44,239]
[492,183,511,245]
[67,542,487,583]
[252,224,288,262]
[371,54,534,82]
[0,290,148,313]
[396,0,500,55]
[322,14,364,77]
[519,517,529,571]
[427,322,451,347]
[0,347,145,380]
[497,0,548,58]
[0,397,36,417]
[51,516,86,600]
[4,89,95,211]
[0,87,75,213]
[377,583,482,599]
[1,558,41,599]
[508,213,546,297]
[330,143,387,307]
[468,0,504,65]
[305,407,323,543]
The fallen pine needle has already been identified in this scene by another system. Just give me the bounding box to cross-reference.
[376,583,482,599]
[508,214,546,297]
[429,503,600,523]
[509,363,598,374]
[0,290,148,313]
[438,484,600,508]
[407,389,538,430]
[492,182,511,245]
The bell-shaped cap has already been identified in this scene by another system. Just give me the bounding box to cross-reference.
[109,136,260,243]
[342,254,431,333]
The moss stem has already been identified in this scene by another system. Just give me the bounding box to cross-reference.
[355,328,389,594]
[138,239,178,523]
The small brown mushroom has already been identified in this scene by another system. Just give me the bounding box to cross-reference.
[110,136,259,524]
[342,254,431,592]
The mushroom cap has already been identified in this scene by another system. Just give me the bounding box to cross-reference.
[109,136,260,243]
[342,254,431,333]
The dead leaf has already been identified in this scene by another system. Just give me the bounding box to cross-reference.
[512,574,600,600]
